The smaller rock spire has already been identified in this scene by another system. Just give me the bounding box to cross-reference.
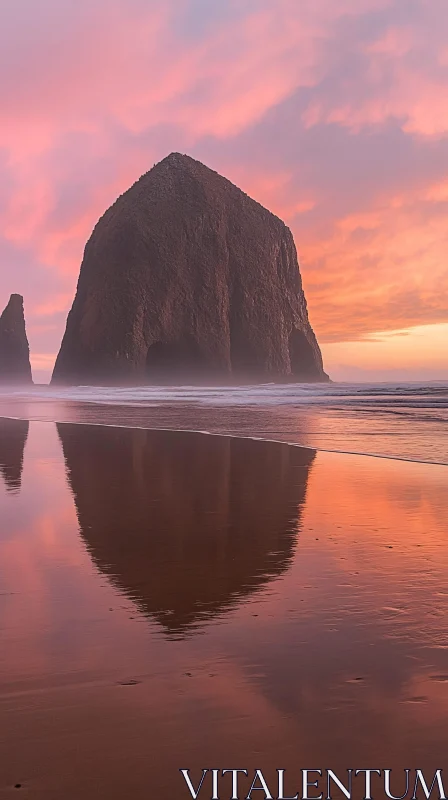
[0,294,33,384]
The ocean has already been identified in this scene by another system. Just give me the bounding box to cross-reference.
[0,381,447,465]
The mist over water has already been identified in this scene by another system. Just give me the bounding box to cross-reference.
[1,381,447,465]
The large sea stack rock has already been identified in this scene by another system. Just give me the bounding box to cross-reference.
[0,294,33,384]
[52,153,328,385]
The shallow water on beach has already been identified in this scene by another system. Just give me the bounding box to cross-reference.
[0,417,448,799]
[1,380,448,465]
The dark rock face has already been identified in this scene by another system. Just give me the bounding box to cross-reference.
[0,417,29,492]
[52,153,328,385]
[0,294,33,384]
[58,424,315,636]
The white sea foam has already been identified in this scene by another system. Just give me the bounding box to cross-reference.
[1,381,448,409]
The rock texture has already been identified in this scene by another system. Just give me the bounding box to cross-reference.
[52,153,328,385]
[0,294,33,384]
[58,423,315,635]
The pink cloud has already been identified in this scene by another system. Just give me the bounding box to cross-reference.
[300,2,448,137]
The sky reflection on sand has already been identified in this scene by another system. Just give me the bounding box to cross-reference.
[0,419,447,799]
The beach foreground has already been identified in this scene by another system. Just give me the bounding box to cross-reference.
[0,418,447,799]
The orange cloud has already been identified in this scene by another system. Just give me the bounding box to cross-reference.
[299,183,448,342]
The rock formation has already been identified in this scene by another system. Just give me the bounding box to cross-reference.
[58,424,315,636]
[0,294,33,384]
[52,152,328,385]
[0,417,29,492]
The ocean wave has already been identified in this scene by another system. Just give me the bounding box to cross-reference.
[1,381,448,409]
[1,381,447,466]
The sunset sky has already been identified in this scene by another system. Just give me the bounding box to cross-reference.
[1,0,447,383]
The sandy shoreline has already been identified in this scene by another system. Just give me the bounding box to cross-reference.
[1,391,448,466]
[0,418,447,799]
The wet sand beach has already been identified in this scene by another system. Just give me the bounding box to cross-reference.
[1,381,447,465]
[0,417,448,799]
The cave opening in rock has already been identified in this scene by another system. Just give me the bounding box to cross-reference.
[289,329,318,379]
[146,338,205,382]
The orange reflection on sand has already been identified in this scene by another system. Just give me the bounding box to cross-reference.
[0,422,448,798]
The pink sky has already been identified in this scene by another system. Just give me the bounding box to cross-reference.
[1,0,448,382]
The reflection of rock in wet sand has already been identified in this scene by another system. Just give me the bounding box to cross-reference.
[0,417,29,492]
[58,424,315,636]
